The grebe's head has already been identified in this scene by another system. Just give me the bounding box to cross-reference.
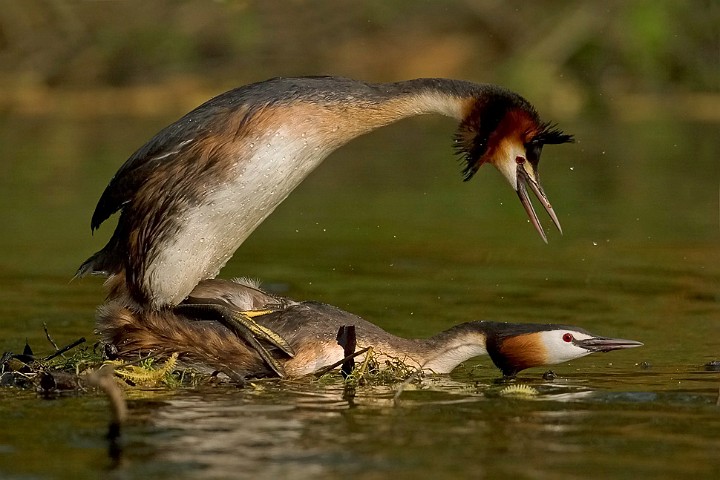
[479,321,643,377]
[455,90,573,242]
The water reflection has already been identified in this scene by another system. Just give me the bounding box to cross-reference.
[148,398,308,478]
[106,368,719,480]
[123,384,400,479]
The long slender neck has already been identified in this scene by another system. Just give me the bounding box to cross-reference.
[353,78,478,119]
[403,322,489,374]
[277,78,481,149]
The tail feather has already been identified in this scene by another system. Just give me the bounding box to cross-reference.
[75,232,124,279]
[75,249,110,278]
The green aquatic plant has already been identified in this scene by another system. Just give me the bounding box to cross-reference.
[107,353,179,387]
[498,383,540,397]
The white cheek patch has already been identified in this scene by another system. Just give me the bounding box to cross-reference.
[539,330,594,364]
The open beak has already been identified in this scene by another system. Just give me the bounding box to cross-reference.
[516,165,562,243]
[575,336,644,353]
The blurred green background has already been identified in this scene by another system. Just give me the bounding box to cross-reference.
[1,0,717,120]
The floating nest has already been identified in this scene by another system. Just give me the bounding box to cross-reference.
[0,328,202,395]
[1,325,423,395]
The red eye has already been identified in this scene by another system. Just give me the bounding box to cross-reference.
[515,156,525,164]
[562,333,573,343]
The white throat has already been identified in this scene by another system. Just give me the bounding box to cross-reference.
[421,342,488,374]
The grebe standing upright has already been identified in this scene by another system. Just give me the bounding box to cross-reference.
[79,77,573,307]
[77,77,574,373]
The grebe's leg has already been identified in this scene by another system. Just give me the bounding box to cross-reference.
[174,303,294,377]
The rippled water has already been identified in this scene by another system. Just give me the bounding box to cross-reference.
[0,113,718,479]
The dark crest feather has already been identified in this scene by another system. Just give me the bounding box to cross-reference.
[453,132,481,182]
[533,122,574,145]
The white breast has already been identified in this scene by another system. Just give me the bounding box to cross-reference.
[144,126,333,308]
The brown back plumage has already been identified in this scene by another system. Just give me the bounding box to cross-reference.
[96,276,275,377]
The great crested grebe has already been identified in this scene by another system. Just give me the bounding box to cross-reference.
[98,278,642,378]
[77,76,573,373]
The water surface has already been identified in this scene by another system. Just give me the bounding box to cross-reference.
[0,113,718,479]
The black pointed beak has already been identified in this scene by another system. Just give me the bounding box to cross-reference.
[516,165,562,243]
[575,336,644,353]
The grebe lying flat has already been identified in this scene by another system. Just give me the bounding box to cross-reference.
[98,278,642,379]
